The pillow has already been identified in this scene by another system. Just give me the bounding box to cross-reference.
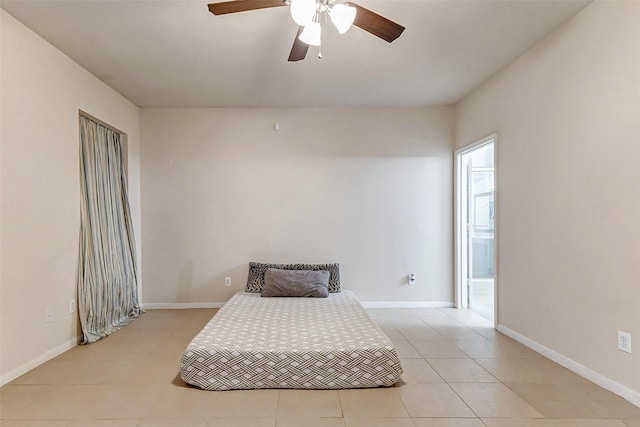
[261,268,330,298]
[246,262,341,293]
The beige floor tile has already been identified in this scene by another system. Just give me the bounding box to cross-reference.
[430,327,485,342]
[0,422,139,427]
[386,317,434,328]
[277,419,345,427]
[439,309,492,328]
[449,383,544,418]
[87,385,166,419]
[471,327,504,341]
[212,390,279,418]
[397,325,444,341]
[51,339,160,363]
[144,385,221,419]
[456,339,538,359]
[3,307,639,427]
[94,327,174,346]
[28,385,164,420]
[379,326,405,341]
[208,419,275,427]
[1,422,70,427]
[390,339,421,358]
[420,314,465,327]
[344,418,416,427]
[475,358,587,384]
[411,341,470,359]
[149,387,279,420]
[482,419,629,427]
[277,390,342,418]
[399,359,444,383]
[338,388,409,418]
[506,383,640,419]
[0,385,48,419]
[151,334,194,356]
[135,357,183,385]
[427,359,498,383]
[11,360,163,386]
[398,383,475,418]
[8,362,73,385]
[179,319,207,333]
[413,418,485,427]
[2,385,81,420]
[0,384,158,420]
[411,308,448,317]
[68,421,139,427]
[127,310,192,331]
[137,421,207,427]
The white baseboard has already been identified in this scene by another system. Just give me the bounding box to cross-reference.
[361,301,455,308]
[497,324,640,408]
[0,336,81,387]
[142,302,225,309]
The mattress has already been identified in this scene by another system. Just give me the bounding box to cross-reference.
[180,291,402,390]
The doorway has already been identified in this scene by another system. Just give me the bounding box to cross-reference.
[455,136,496,324]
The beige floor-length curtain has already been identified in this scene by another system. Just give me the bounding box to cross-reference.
[78,115,141,344]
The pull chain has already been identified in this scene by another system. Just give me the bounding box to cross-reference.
[318,45,322,59]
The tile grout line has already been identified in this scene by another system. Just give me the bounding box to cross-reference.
[443,381,485,421]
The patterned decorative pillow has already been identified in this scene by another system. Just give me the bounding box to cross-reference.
[246,262,341,293]
[261,269,330,298]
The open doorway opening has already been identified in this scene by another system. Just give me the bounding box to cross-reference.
[455,136,496,324]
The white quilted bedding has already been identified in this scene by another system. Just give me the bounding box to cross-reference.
[180,291,403,390]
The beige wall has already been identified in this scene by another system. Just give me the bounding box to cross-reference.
[456,1,640,397]
[0,10,141,382]
[141,107,454,304]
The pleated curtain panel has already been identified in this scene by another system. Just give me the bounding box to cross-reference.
[78,115,141,344]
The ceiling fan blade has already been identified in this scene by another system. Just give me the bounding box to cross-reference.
[208,0,285,15]
[288,27,309,62]
[346,2,405,43]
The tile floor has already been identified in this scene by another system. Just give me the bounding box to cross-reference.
[1,307,639,426]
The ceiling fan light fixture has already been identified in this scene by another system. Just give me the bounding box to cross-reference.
[290,0,316,26]
[299,21,321,46]
[330,3,356,34]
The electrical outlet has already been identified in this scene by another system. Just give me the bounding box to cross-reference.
[618,331,632,354]
[224,277,232,287]
[408,273,416,286]
[69,299,76,314]
[45,308,54,323]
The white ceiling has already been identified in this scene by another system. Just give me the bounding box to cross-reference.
[1,0,590,108]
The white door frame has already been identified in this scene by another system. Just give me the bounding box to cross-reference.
[454,134,497,324]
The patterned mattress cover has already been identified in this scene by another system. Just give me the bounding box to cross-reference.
[180,291,403,390]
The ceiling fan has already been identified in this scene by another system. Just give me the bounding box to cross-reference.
[207,0,405,61]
